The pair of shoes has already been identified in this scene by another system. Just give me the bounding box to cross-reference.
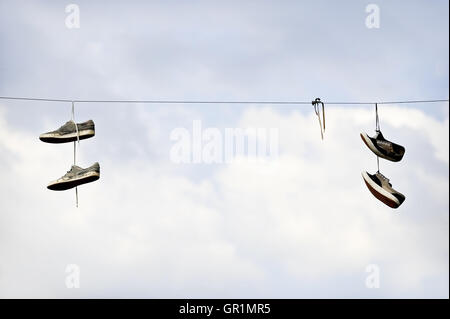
[360,131,406,209]
[40,120,100,191]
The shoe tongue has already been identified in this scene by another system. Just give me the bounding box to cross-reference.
[377,172,389,182]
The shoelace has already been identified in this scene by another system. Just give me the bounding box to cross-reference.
[66,166,78,175]
[71,101,80,207]
[377,172,392,187]
[312,98,326,140]
[375,103,380,132]
[375,103,381,172]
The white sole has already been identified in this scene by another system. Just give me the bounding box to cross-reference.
[361,171,400,207]
[40,129,95,139]
[48,171,100,189]
[360,133,385,158]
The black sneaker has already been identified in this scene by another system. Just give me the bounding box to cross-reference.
[360,131,405,162]
[48,162,100,191]
[40,120,95,144]
[362,171,405,209]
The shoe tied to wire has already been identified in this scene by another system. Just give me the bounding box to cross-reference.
[47,162,100,191]
[362,171,405,209]
[360,130,405,162]
[39,120,95,144]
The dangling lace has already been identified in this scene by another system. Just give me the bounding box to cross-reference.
[377,155,380,173]
[71,101,80,146]
[71,101,80,208]
[376,171,392,186]
[312,98,326,140]
[375,103,380,132]
[375,103,380,172]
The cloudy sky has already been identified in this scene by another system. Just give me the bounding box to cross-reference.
[0,0,448,298]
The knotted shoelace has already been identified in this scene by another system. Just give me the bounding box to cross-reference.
[312,98,325,140]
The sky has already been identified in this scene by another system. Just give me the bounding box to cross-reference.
[0,0,448,298]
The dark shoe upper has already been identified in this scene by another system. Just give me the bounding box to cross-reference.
[77,120,95,132]
[43,120,95,136]
[39,120,95,144]
[367,171,405,205]
[369,131,405,162]
[63,162,100,180]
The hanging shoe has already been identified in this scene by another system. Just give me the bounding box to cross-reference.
[360,131,405,162]
[48,162,100,191]
[39,120,95,144]
[361,171,405,208]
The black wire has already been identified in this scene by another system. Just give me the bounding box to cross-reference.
[0,96,448,105]
[328,99,449,105]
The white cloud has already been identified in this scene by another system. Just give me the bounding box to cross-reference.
[0,0,447,299]
[0,103,447,298]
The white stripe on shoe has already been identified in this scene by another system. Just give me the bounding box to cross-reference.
[360,132,385,158]
[39,129,95,140]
